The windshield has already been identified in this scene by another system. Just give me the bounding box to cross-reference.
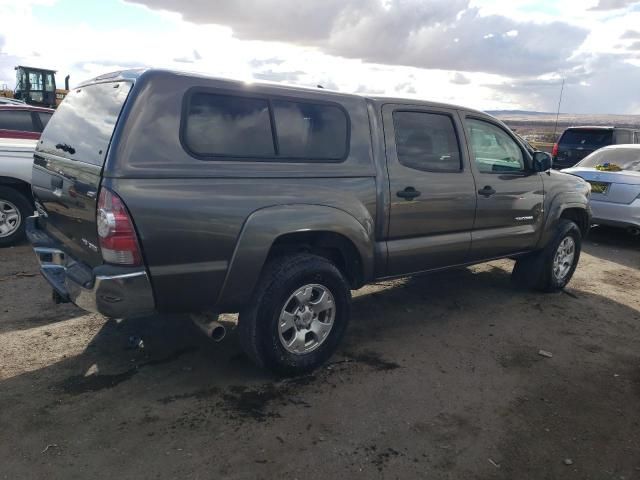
[560,129,613,147]
[576,148,640,171]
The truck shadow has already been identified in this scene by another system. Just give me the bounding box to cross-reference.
[1,262,636,398]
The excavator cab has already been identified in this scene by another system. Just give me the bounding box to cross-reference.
[14,66,58,108]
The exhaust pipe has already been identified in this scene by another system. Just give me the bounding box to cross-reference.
[191,313,226,342]
[627,226,640,237]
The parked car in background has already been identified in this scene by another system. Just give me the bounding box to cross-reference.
[0,138,37,246]
[552,126,640,169]
[0,98,26,106]
[27,69,591,374]
[0,105,54,140]
[563,145,640,236]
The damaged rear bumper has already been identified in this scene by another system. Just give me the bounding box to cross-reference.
[26,216,155,318]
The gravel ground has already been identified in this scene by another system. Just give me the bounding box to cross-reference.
[0,226,639,479]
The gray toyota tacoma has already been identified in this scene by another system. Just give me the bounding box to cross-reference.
[27,69,591,374]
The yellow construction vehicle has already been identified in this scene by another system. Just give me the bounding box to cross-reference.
[0,66,69,108]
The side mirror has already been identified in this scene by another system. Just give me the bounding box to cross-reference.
[533,151,552,172]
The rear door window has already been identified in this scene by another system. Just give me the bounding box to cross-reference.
[272,100,348,159]
[184,93,275,157]
[392,111,462,172]
[0,110,37,132]
[38,81,133,166]
[560,129,613,148]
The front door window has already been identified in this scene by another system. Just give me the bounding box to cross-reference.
[466,118,525,173]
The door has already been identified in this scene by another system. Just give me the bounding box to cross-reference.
[461,116,544,260]
[43,72,56,108]
[383,105,477,276]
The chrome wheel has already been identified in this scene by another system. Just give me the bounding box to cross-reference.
[0,200,21,238]
[553,236,575,282]
[278,284,335,355]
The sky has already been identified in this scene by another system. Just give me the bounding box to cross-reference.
[0,0,639,114]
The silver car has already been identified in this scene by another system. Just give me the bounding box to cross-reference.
[563,144,640,236]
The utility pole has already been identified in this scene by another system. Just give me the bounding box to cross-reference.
[552,78,565,141]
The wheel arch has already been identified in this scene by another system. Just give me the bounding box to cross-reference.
[559,207,590,237]
[538,198,591,249]
[0,177,34,206]
[217,204,375,311]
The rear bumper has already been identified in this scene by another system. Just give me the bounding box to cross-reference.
[26,216,155,318]
[590,198,640,229]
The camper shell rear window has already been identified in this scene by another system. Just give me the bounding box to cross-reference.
[38,81,132,166]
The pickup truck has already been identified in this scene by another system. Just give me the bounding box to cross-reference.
[27,69,591,374]
[0,138,37,246]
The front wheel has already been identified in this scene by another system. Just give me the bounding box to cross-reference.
[512,219,582,292]
[238,253,351,376]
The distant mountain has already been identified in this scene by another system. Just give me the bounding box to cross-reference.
[488,110,640,139]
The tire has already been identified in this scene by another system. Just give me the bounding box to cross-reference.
[512,219,582,292]
[238,253,351,376]
[0,187,32,248]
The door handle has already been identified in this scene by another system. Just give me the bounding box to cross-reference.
[478,185,496,197]
[397,187,421,200]
[51,177,63,189]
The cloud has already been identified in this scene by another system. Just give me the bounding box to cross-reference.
[2,0,638,115]
[629,41,640,50]
[127,0,588,77]
[492,54,640,114]
[589,0,639,10]
[354,84,385,94]
[0,35,21,88]
[395,81,417,94]
[252,69,305,83]
[621,30,640,39]
[249,57,285,68]
[173,49,202,63]
[450,72,471,85]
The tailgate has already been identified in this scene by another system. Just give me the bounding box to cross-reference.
[31,81,132,267]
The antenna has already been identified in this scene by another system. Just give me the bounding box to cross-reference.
[552,78,565,141]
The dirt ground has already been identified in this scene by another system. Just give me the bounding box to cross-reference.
[1,226,639,479]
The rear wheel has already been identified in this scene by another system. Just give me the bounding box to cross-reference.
[0,187,32,247]
[238,253,351,376]
[512,219,582,292]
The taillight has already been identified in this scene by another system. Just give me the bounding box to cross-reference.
[97,188,142,266]
[552,143,559,157]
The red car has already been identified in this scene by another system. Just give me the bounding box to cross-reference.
[0,105,54,140]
